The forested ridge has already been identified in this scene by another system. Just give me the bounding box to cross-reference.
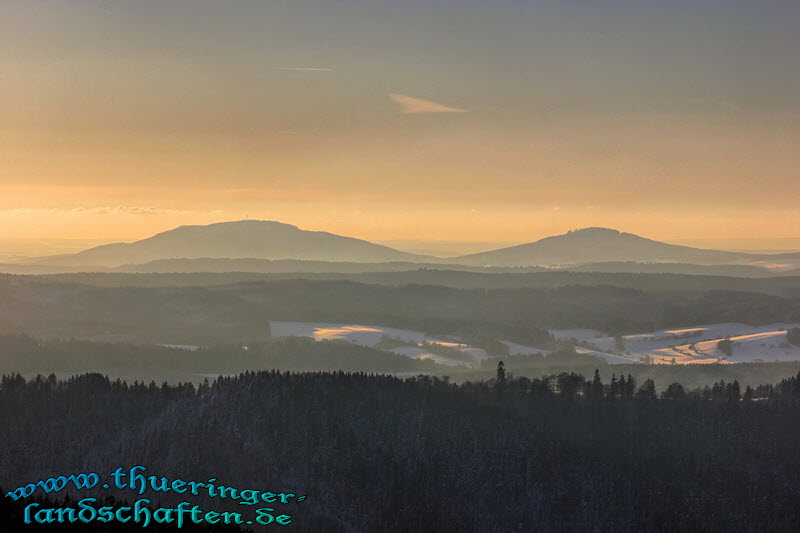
[14,271,800,294]
[4,370,800,531]
[3,276,800,345]
[8,335,800,391]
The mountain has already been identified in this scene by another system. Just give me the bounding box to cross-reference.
[31,220,436,267]
[450,228,750,267]
[24,223,800,271]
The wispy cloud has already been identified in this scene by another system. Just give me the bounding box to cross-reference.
[70,205,189,216]
[276,67,333,72]
[0,206,189,216]
[389,94,467,114]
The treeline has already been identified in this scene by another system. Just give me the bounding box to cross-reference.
[0,335,441,379]
[477,355,800,392]
[5,370,800,530]
[492,366,767,405]
[15,269,800,294]
[6,335,800,392]
[234,281,800,336]
[3,276,799,344]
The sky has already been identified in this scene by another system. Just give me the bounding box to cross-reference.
[2,0,799,255]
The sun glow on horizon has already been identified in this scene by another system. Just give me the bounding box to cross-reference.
[1,1,798,253]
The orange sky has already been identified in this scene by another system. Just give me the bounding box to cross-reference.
[2,1,799,254]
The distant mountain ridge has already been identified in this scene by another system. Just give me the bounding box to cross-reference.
[24,222,800,271]
[32,220,435,267]
[450,227,750,267]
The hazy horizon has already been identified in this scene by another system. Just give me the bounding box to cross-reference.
[3,220,800,260]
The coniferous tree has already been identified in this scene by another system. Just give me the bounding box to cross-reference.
[590,369,604,400]
[625,374,636,399]
[495,360,507,391]
[637,378,656,400]
[662,383,686,400]
[609,374,618,399]
[728,380,741,403]
[743,385,754,403]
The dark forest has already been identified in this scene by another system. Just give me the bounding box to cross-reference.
[4,368,800,531]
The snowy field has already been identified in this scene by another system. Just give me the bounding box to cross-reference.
[552,323,800,364]
[157,344,200,351]
[269,321,548,368]
[269,321,799,367]
[646,331,800,364]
